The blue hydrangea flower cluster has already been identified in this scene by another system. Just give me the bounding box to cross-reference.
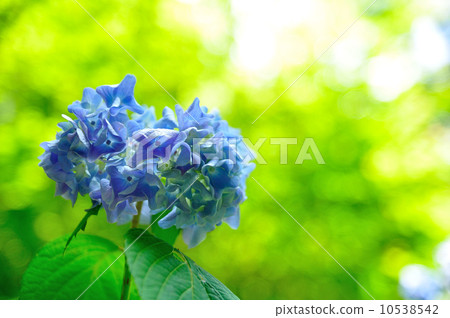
[39,74,255,247]
[399,238,450,300]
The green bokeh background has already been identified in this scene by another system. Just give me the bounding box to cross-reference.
[0,0,449,299]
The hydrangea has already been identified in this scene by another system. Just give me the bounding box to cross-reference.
[39,74,255,247]
[399,265,443,300]
[435,239,450,292]
[399,237,450,300]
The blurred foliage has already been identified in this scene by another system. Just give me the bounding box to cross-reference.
[0,0,449,299]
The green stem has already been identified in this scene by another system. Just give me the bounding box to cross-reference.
[131,201,143,228]
[120,201,143,300]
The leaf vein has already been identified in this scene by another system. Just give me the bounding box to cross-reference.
[155,263,186,299]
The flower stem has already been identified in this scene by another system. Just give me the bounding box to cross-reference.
[120,201,143,300]
[131,201,143,228]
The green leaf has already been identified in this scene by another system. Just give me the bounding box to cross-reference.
[185,257,240,300]
[20,234,139,300]
[125,228,239,300]
[65,201,102,251]
[151,212,180,245]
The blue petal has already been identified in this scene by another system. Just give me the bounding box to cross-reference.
[95,85,116,109]
[115,201,138,225]
[158,208,179,229]
[139,201,152,224]
[116,74,136,100]
[82,87,102,107]
[133,106,157,128]
[224,210,240,229]
[96,74,144,114]
[154,107,178,129]
[182,225,208,248]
